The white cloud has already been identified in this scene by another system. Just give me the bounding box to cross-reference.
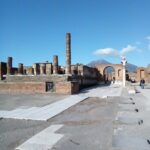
[145,36,150,50]
[135,41,141,45]
[120,45,136,56]
[93,45,137,57]
[148,44,150,50]
[93,48,119,56]
[145,36,150,41]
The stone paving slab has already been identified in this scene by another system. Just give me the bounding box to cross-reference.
[16,124,64,150]
[80,84,122,98]
[112,87,150,150]
[0,95,88,121]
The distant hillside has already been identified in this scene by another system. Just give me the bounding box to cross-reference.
[87,59,111,67]
[147,64,150,73]
[87,59,138,73]
[126,63,138,73]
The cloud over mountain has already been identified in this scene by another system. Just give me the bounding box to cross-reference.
[93,45,136,57]
[120,45,136,56]
[93,48,119,56]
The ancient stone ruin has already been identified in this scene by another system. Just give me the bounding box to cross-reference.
[0,33,149,94]
[0,33,100,94]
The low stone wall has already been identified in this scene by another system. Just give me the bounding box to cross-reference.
[1,75,98,94]
[0,81,79,94]
[0,82,45,93]
[6,75,69,83]
[70,76,98,86]
[55,81,79,94]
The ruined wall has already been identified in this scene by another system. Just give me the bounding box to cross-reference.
[55,81,79,94]
[24,67,33,75]
[0,82,45,93]
[6,75,69,83]
[0,80,79,94]
[71,65,99,78]
[1,75,72,94]
[96,64,123,81]
[70,65,99,86]
[46,63,52,75]
[136,67,150,82]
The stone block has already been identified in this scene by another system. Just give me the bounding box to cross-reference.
[55,81,79,94]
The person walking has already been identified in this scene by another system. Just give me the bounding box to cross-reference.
[140,79,145,89]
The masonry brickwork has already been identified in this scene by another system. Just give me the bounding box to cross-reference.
[0,33,103,94]
[55,81,79,94]
[96,64,123,81]
[0,82,45,93]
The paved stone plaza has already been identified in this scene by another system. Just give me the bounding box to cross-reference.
[0,84,150,150]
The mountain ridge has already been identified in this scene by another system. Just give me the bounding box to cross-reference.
[87,59,138,72]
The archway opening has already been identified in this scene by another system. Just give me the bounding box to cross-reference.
[103,66,115,83]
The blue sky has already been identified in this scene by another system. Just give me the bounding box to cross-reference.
[0,0,150,67]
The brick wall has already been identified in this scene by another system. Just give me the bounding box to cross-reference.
[6,75,69,83]
[69,76,98,86]
[55,81,79,94]
[0,82,46,93]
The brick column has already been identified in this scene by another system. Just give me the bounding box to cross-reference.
[18,63,23,74]
[40,63,46,75]
[7,57,12,75]
[53,55,58,74]
[46,63,52,75]
[33,63,40,75]
[66,33,71,74]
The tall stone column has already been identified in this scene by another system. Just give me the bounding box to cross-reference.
[7,57,12,75]
[53,55,58,74]
[18,63,23,74]
[66,33,71,74]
